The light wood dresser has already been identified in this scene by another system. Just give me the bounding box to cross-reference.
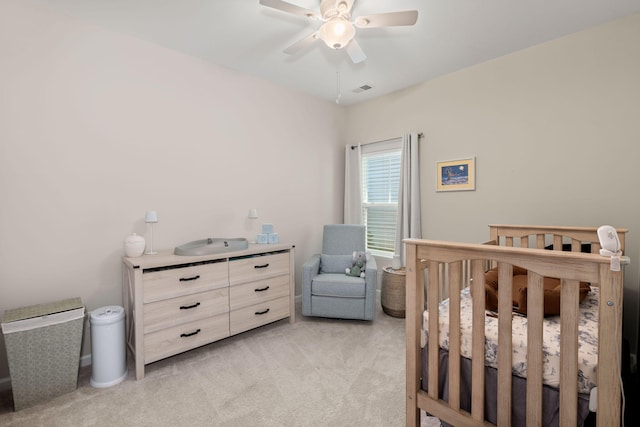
[122,243,295,379]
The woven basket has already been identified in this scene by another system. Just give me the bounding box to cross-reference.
[381,266,406,318]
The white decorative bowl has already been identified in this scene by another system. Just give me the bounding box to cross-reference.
[124,233,145,257]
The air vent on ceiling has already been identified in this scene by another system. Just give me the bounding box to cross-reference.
[353,84,373,93]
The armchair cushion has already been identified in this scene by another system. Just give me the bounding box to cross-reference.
[320,254,353,274]
[311,274,366,298]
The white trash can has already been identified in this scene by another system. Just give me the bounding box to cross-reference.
[89,306,127,388]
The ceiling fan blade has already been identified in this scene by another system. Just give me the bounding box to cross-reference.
[283,31,320,54]
[354,10,418,28]
[259,0,320,20]
[345,38,366,64]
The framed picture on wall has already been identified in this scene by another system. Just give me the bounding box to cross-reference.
[436,157,475,192]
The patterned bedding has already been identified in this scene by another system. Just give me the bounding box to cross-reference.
[423,286,600,394]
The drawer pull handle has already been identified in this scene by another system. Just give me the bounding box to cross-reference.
[180,328,201,338]
[179,275,200,282]
[179,302,201,310]
[254,263,269,269]
[255,308,270,315]
[254,286,270,292]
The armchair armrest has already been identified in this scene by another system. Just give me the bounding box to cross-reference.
[302,254,321,316]
[364,256,378,292]
[364,256,378,320]
[365,256,378,278]
[303,254,321,278]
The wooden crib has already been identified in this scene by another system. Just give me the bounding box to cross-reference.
[405,225,628,426]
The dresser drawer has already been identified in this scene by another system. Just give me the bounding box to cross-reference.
[230,295,289,335]
[143,288,229,334]
[229,274,289,311]
[144,314,229,364]
[229,252,289,285]
[143,261,228,303]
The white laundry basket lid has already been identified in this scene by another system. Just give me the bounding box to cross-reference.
[90,306,125,325]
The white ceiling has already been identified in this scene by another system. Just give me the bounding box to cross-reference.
[30,0,640,105]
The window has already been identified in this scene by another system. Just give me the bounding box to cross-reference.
[361,142,401,256]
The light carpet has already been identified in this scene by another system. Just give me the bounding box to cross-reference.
[0,299,440,427]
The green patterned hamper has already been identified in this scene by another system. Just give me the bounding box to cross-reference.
[1,297,85,411]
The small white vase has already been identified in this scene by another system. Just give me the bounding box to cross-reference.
[124,233,145,257]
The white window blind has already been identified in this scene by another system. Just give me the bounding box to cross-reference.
[361,147,401,255]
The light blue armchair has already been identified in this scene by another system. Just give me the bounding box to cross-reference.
[302,224,377,320]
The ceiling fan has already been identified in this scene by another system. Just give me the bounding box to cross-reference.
[259,0,418,64]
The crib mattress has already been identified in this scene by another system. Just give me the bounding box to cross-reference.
[423,286,600,394]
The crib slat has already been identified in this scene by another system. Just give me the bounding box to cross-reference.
[470,260,486,422]
[525,271,544,425]
[559,279,579,425]
[571,238,581,252]
[553,234,562,250]
[448,262,462,411]
[440,263,449,301]
[497,263,513,427]
[536,234,544,249]
[428,261,441,400]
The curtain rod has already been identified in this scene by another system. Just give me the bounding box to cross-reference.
[350,132,423,150]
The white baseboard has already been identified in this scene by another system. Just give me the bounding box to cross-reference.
[80,354,92,368]
[0,354,93,392]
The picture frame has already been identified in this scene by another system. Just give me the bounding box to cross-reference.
[436,157,475,192]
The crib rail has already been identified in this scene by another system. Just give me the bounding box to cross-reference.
[405,238,625,427]
[489,224,627,254]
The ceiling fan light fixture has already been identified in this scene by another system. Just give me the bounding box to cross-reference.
[319,17,355,49]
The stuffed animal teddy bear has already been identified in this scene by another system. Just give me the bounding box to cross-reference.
[345,251,367,278]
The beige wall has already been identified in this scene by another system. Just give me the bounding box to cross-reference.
[346,14,640,353]
[0,1,346,379]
